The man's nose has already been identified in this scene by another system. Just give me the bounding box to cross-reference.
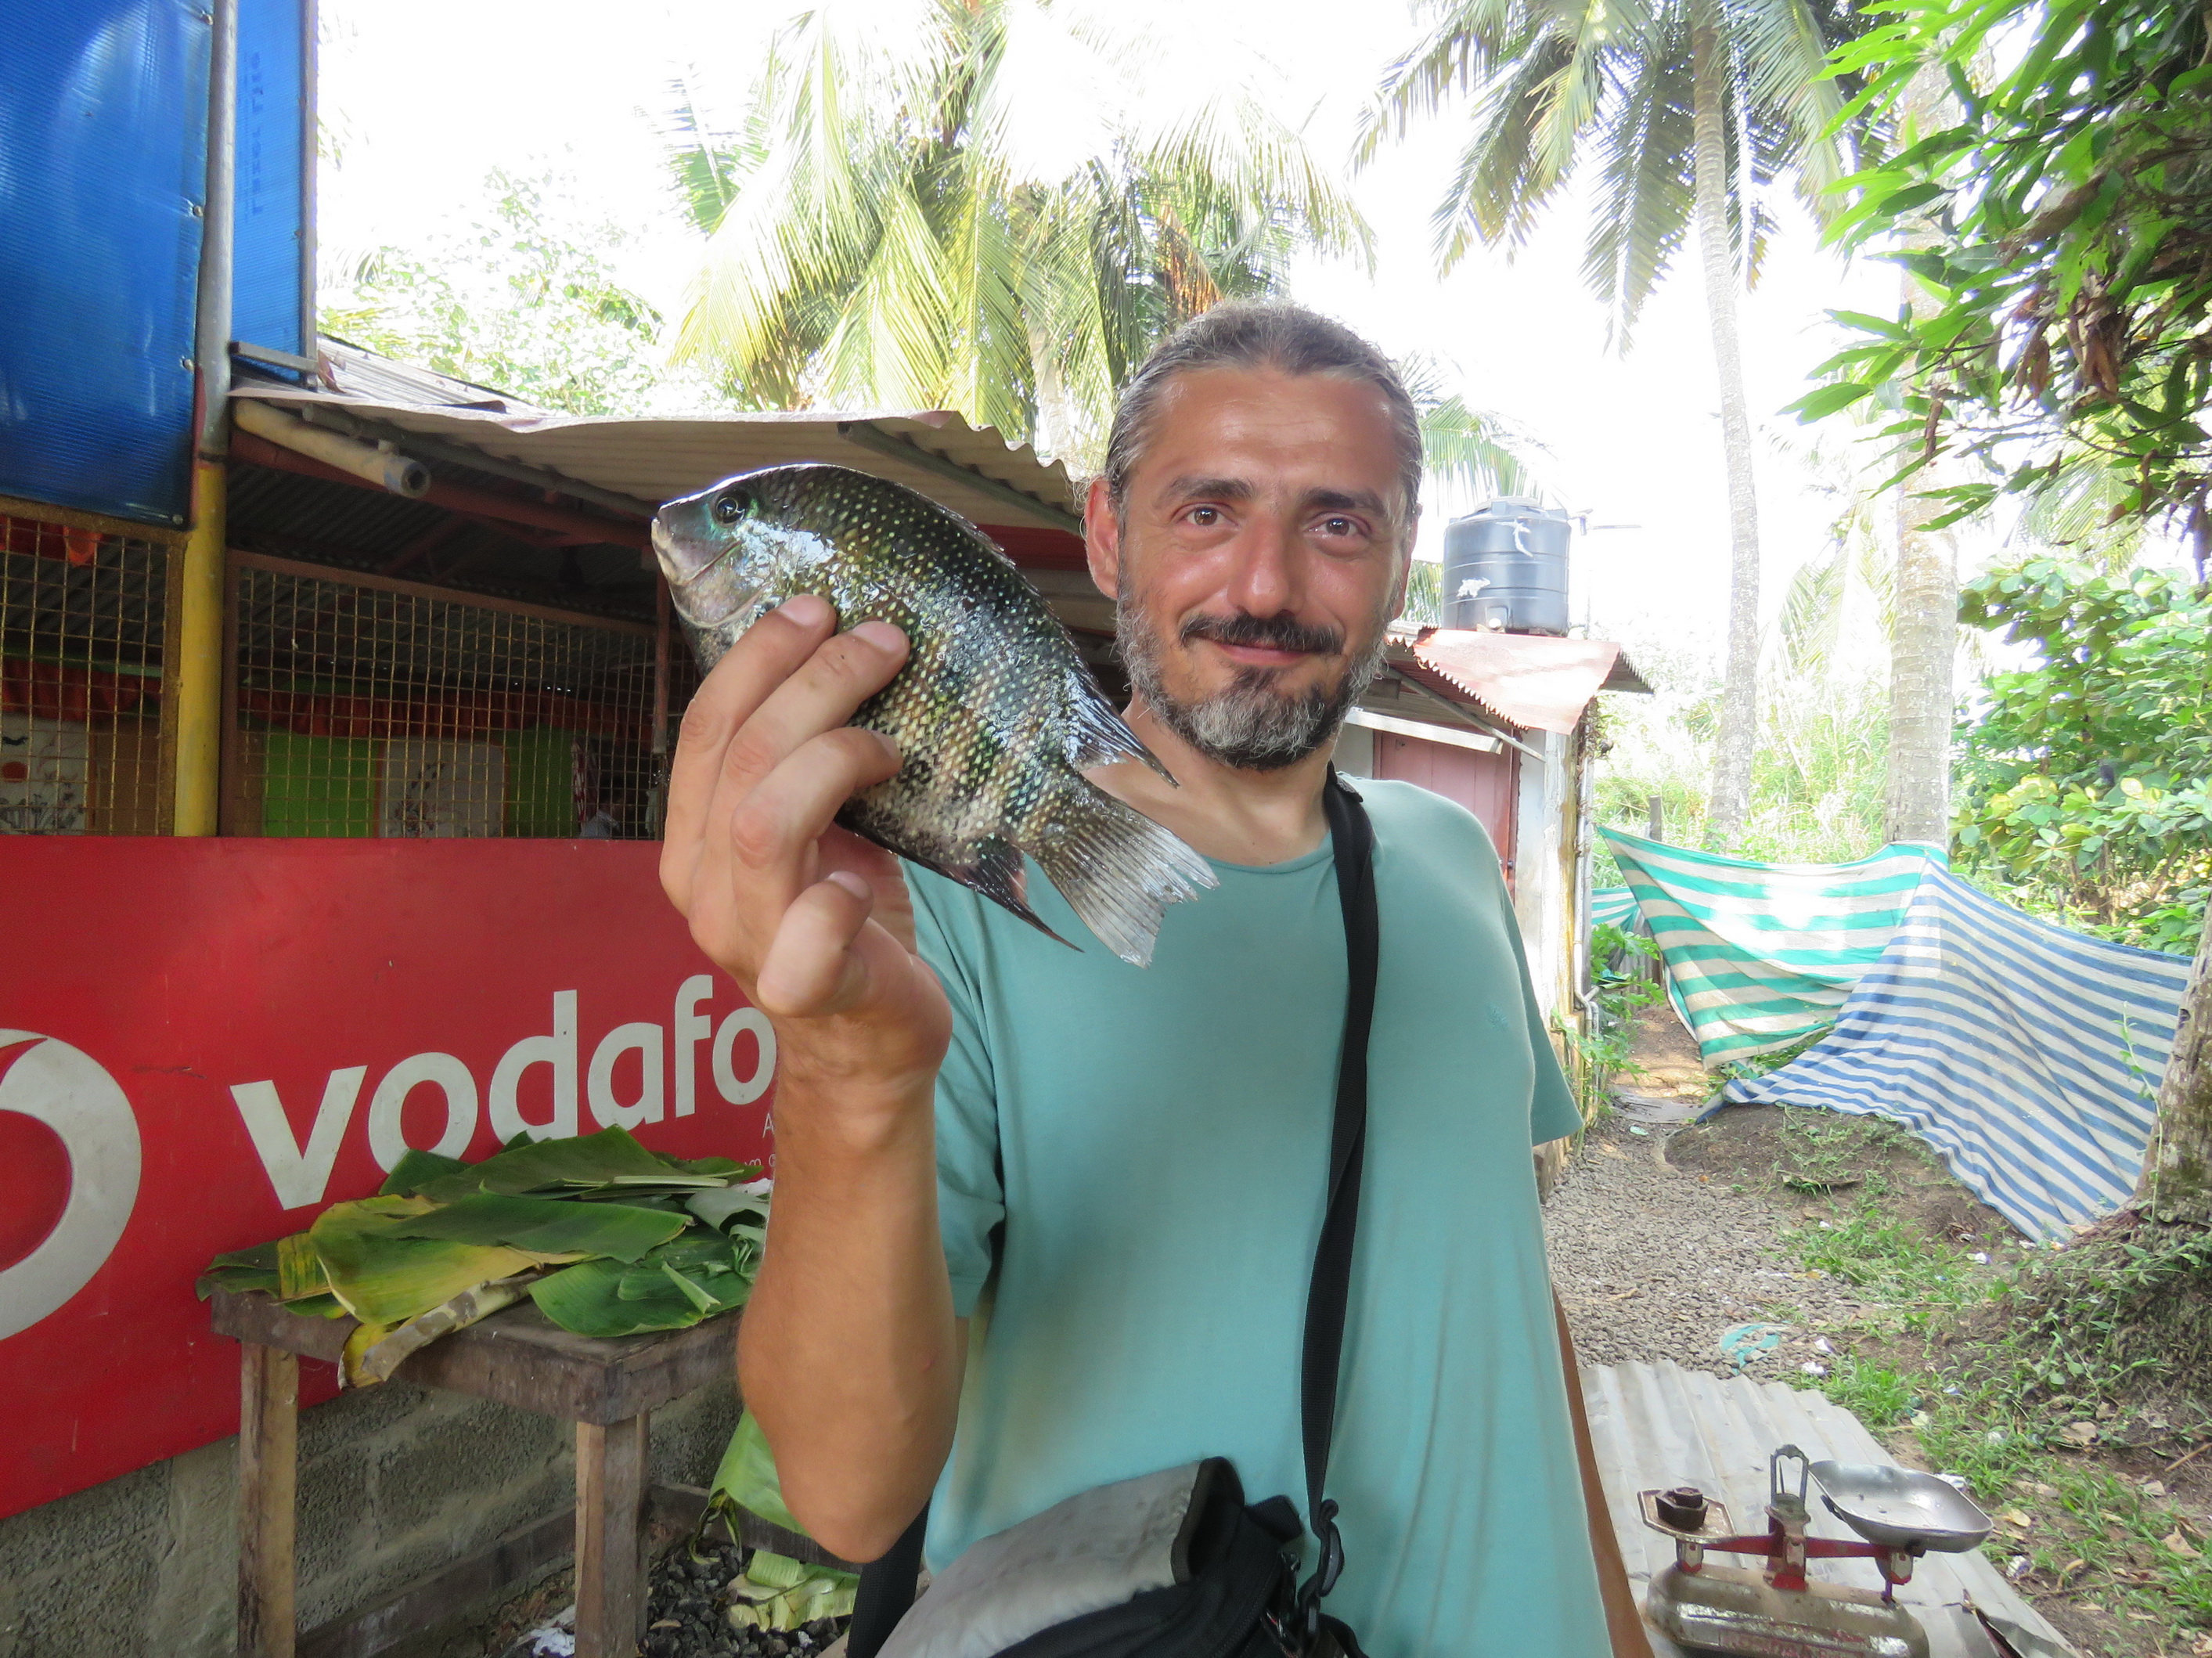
[1223,513,1302,619]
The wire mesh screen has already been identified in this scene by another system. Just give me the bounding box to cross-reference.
[232,559,683,839]
[0,515,171,834]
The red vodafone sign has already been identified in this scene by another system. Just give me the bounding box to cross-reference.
[0,838,771,1519]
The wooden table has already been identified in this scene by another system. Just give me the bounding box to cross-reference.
[211,1289,744,1658]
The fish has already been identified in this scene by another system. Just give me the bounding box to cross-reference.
[653,463,1216,967]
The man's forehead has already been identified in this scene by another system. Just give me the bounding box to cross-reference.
[1133,367,1406,513]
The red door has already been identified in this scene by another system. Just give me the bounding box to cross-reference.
[1371,733,1519,886]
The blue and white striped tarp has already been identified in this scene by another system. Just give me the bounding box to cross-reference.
[1600,831,1944,1064]
[1722,868,2192,1241]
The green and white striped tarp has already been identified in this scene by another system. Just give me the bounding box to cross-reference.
[1589,886,1641,932]
[1597,831,1947,1064]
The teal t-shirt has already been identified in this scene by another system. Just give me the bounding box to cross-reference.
[907,779,1608,1656]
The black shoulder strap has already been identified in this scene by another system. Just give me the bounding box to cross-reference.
[1295,771,1378,1631]
[848,773,1379,1658]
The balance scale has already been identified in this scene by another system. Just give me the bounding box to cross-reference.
[1639,1445,1994,1658]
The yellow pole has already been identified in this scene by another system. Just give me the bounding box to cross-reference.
[173,456,226,835]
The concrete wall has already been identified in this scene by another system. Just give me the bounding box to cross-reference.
[0,1373,739,1658]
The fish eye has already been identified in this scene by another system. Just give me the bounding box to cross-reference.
[712,489,751,525]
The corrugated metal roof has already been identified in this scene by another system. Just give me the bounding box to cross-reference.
[1582,1361,2074,1657]
[231,380,1079,536]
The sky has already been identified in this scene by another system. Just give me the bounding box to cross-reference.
[317,0,1938,688]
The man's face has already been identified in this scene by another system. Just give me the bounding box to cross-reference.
[1086,366,1413,772]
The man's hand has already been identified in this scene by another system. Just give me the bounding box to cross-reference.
[660,593,952,1110]
[659,592,964,1560]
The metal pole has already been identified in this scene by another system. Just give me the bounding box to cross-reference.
[1647,794,1663,843]
[175,0,237,837]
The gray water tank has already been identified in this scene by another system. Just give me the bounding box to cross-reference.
[1442,498,1571,635]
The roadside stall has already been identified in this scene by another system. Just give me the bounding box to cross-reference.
[1,6,1645,1652]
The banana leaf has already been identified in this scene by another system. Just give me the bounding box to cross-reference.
[473,1126,696,1193]
[380,1148,469,1196]
[344,1274,534,1386]
[709,1410,802,1534]
[196,1241,280,1299]
[384,1193,686,1263]
[686,1184,770,1233]
[726,1550,857,1631]
[309,1195,539,1326]
[529,1233,754,1337]
[673,1155,757,1179]
[276,1232,329,1300]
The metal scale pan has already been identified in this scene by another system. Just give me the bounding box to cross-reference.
[1809,1462,1993,1554]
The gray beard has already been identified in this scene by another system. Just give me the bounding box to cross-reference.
[1115,596,1388,773]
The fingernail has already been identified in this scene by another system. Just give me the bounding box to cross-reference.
[780,593,832,628]
[852,620,905,652]
[826,870,872,901]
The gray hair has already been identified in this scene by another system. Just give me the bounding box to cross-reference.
[1101,302,1424,528]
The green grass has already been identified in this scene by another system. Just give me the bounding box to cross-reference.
[1774,1197,2212,1652]
[2020,1469,2212,1632]
[1782,1200,1990,1324]
[1765,1106,1924,1194]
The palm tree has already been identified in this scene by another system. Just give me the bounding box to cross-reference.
[1360,0,1872,848]
[661,0,1368,470]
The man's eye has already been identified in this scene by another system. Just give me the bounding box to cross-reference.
[1320,516,1358,537]
[1187,506,1222,527]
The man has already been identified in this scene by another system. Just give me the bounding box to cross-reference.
[660,304,1609,1653]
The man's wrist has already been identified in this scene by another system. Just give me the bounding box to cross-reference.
[771,1059,937,1158]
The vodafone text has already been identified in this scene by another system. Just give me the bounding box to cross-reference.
[230,975,775,1209]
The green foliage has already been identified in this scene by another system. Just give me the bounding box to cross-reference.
[1594,655,1890,874]
[1953,557,2212,946]
[665,3,1366,463]
[2004,1224,2212,1408]
[1360,0,1873,341]
[321,171,670,416]
[1799,0,2212,563]
[1555,958,1664,1123]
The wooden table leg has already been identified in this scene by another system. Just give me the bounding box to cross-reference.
[575,1414,649,1658]
[237,1342,299,1658]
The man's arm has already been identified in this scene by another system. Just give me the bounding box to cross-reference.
[659,593,964,1562]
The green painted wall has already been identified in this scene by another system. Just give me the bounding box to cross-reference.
[260,733,376,837]
[503,726,575,837]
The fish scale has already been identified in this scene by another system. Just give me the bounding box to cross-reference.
[654,463,1216,967]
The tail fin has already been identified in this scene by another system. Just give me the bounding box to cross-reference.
[1030,780,1217,968]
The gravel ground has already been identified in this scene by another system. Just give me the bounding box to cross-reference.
[1543,1007,1868,1382]
[1543,1116,1868,1380]
[494,1541,848,1658]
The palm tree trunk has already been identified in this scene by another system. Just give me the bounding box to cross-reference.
[2138,906,2212,1226]
[1693,6,1761,849]
[1886,466,1958,845]
[1884,66,1961,848]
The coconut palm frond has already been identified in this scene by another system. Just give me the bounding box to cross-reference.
[1583,23,1694,342]
[669,0,1364,452]
[1420,395,1546,502]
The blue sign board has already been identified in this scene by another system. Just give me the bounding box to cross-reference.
[233,0,312,363]
[0,2,214,527]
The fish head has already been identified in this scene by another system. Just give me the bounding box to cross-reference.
[653,470,827,633]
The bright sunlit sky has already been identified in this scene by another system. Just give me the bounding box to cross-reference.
[319,0,1936,687]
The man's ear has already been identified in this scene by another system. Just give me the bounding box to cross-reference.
[1083,476,1122,601]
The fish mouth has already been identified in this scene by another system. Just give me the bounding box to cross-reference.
[650,512,715,587]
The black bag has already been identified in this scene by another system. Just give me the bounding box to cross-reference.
[845,774,1379,1658]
